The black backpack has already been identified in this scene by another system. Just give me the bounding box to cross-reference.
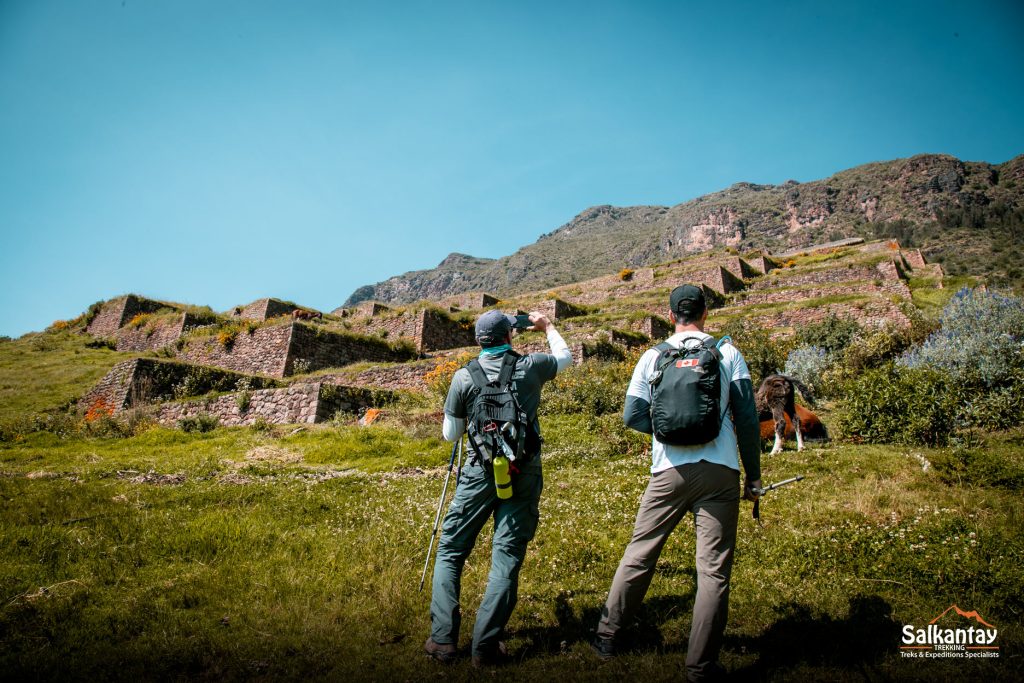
[464,352,538,464]
[648,336,727,446]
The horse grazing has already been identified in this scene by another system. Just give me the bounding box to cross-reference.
[292,309,323,321]
[755,374,818,455]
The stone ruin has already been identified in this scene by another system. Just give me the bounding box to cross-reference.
[78,238,943,427]
[234,298,297,321]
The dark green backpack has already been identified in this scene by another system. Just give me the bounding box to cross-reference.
[648,337,726,446]
[464,352,539,464]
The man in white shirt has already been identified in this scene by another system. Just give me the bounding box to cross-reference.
[593,285,762,683]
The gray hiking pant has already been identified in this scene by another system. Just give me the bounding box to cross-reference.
[429,457,542,658]
[597,461,740,682]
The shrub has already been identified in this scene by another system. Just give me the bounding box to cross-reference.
[901,287,1024,387]
[236,390,251,412]
[178,414,219,433]
[719,320,790,387]
[795,313,861,354]
[85,337,117,350]
[423,353,475,403]
[250,416,273,434]
[618,268,635,281]
[542,356,638,417]
[783,345,830,394]
[834,363,960,447]
[217,327,239,349]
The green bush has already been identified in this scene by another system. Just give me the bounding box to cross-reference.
[178,414,219,433]
[719,320,790,387]
[901,287,1024,387]
[795,313,861,354]
[834,364,959,447]
[542,358,636,417]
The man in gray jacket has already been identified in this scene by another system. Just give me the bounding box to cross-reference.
[593,285,762,682]
[425,309,573,667]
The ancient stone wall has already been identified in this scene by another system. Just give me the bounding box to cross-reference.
[153,382,383,426]
[536,298,587,321]
[86,295,174,338]
[745,299,911,332]
[415,309,476,352]
[718,257,757,279]
[179,324,294,377]
[746,254,778,275]
[79,358,275,412]
[113,312,209,352]
[286,323,416,375]
[631,315,674,340]
[692,266,745,295]
[902,249,927,269]
[238,298,295,321]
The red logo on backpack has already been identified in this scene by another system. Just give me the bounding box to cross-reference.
[676,359,698,368]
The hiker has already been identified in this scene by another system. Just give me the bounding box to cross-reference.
[421,309,573,667]
[592,285,762,683]
[425,309,573,666]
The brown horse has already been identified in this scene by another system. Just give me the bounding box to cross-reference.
[755,374,820,454]
[292,309,323,321]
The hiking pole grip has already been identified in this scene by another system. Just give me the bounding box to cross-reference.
[419,439,460,592]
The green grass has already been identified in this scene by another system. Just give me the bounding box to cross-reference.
[0,332,131,420]
[1,415,1021,681]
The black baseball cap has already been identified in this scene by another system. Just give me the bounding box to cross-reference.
[475,309,517,347]
[670,284,707,316]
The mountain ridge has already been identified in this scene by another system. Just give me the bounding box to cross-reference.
[343,153,1024,307]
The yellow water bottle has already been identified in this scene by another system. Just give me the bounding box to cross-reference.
[493,455,512,499]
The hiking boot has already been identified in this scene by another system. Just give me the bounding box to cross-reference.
[591,635,616,660]
[424,637,457,664]
[471,641,509,668]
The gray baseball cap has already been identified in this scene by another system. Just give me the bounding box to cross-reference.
[475,309,517,347]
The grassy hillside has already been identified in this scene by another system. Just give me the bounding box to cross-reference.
[1,420,1021,681]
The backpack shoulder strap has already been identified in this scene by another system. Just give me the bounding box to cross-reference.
[496,351,520,388]
[465,359,490,390]
[653,341,675,354]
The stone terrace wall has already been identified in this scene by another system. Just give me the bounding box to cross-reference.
[79,358,275,413]
[630,315,673,340]
[902,249,927,269]
[79,359,139,412]
[749,263,903,291]
[114,312,209,352]
[87,295,174,337]
[718,257,758,279]
[239,298,295,321]
[286,323,416,375]
[691,266,745,295]
[746,299,911,331]
[179,324,293,377]
[535,298,587,321]
[737,282,909,308]
[153,382,381,426]
[415,309,476,352]
[746,254,778,275]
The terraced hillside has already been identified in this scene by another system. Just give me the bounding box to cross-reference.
[29,237,952,432]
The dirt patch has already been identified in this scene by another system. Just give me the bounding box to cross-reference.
[116,470,186,486]
[244,445,302,464]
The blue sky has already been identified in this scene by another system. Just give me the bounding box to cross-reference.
[1,0,1022,337]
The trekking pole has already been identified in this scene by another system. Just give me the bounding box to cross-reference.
[752,475,805,525]
[419,438,462,592]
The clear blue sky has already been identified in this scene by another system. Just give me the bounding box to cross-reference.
[2,0,1022,337]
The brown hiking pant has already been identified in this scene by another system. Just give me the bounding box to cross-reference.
[597,461,740,682]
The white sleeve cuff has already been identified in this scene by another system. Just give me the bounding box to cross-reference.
[547,326,573,372]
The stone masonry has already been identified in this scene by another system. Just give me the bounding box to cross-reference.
[153,381,384,427]
[79,358,276,413]
[114,312,209,352]
[179,324,294,376]
[237,298,296,321]
[415,308,476,352]
[87,295,176,338]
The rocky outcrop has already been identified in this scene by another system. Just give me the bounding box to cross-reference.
[342,153,1023,306]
